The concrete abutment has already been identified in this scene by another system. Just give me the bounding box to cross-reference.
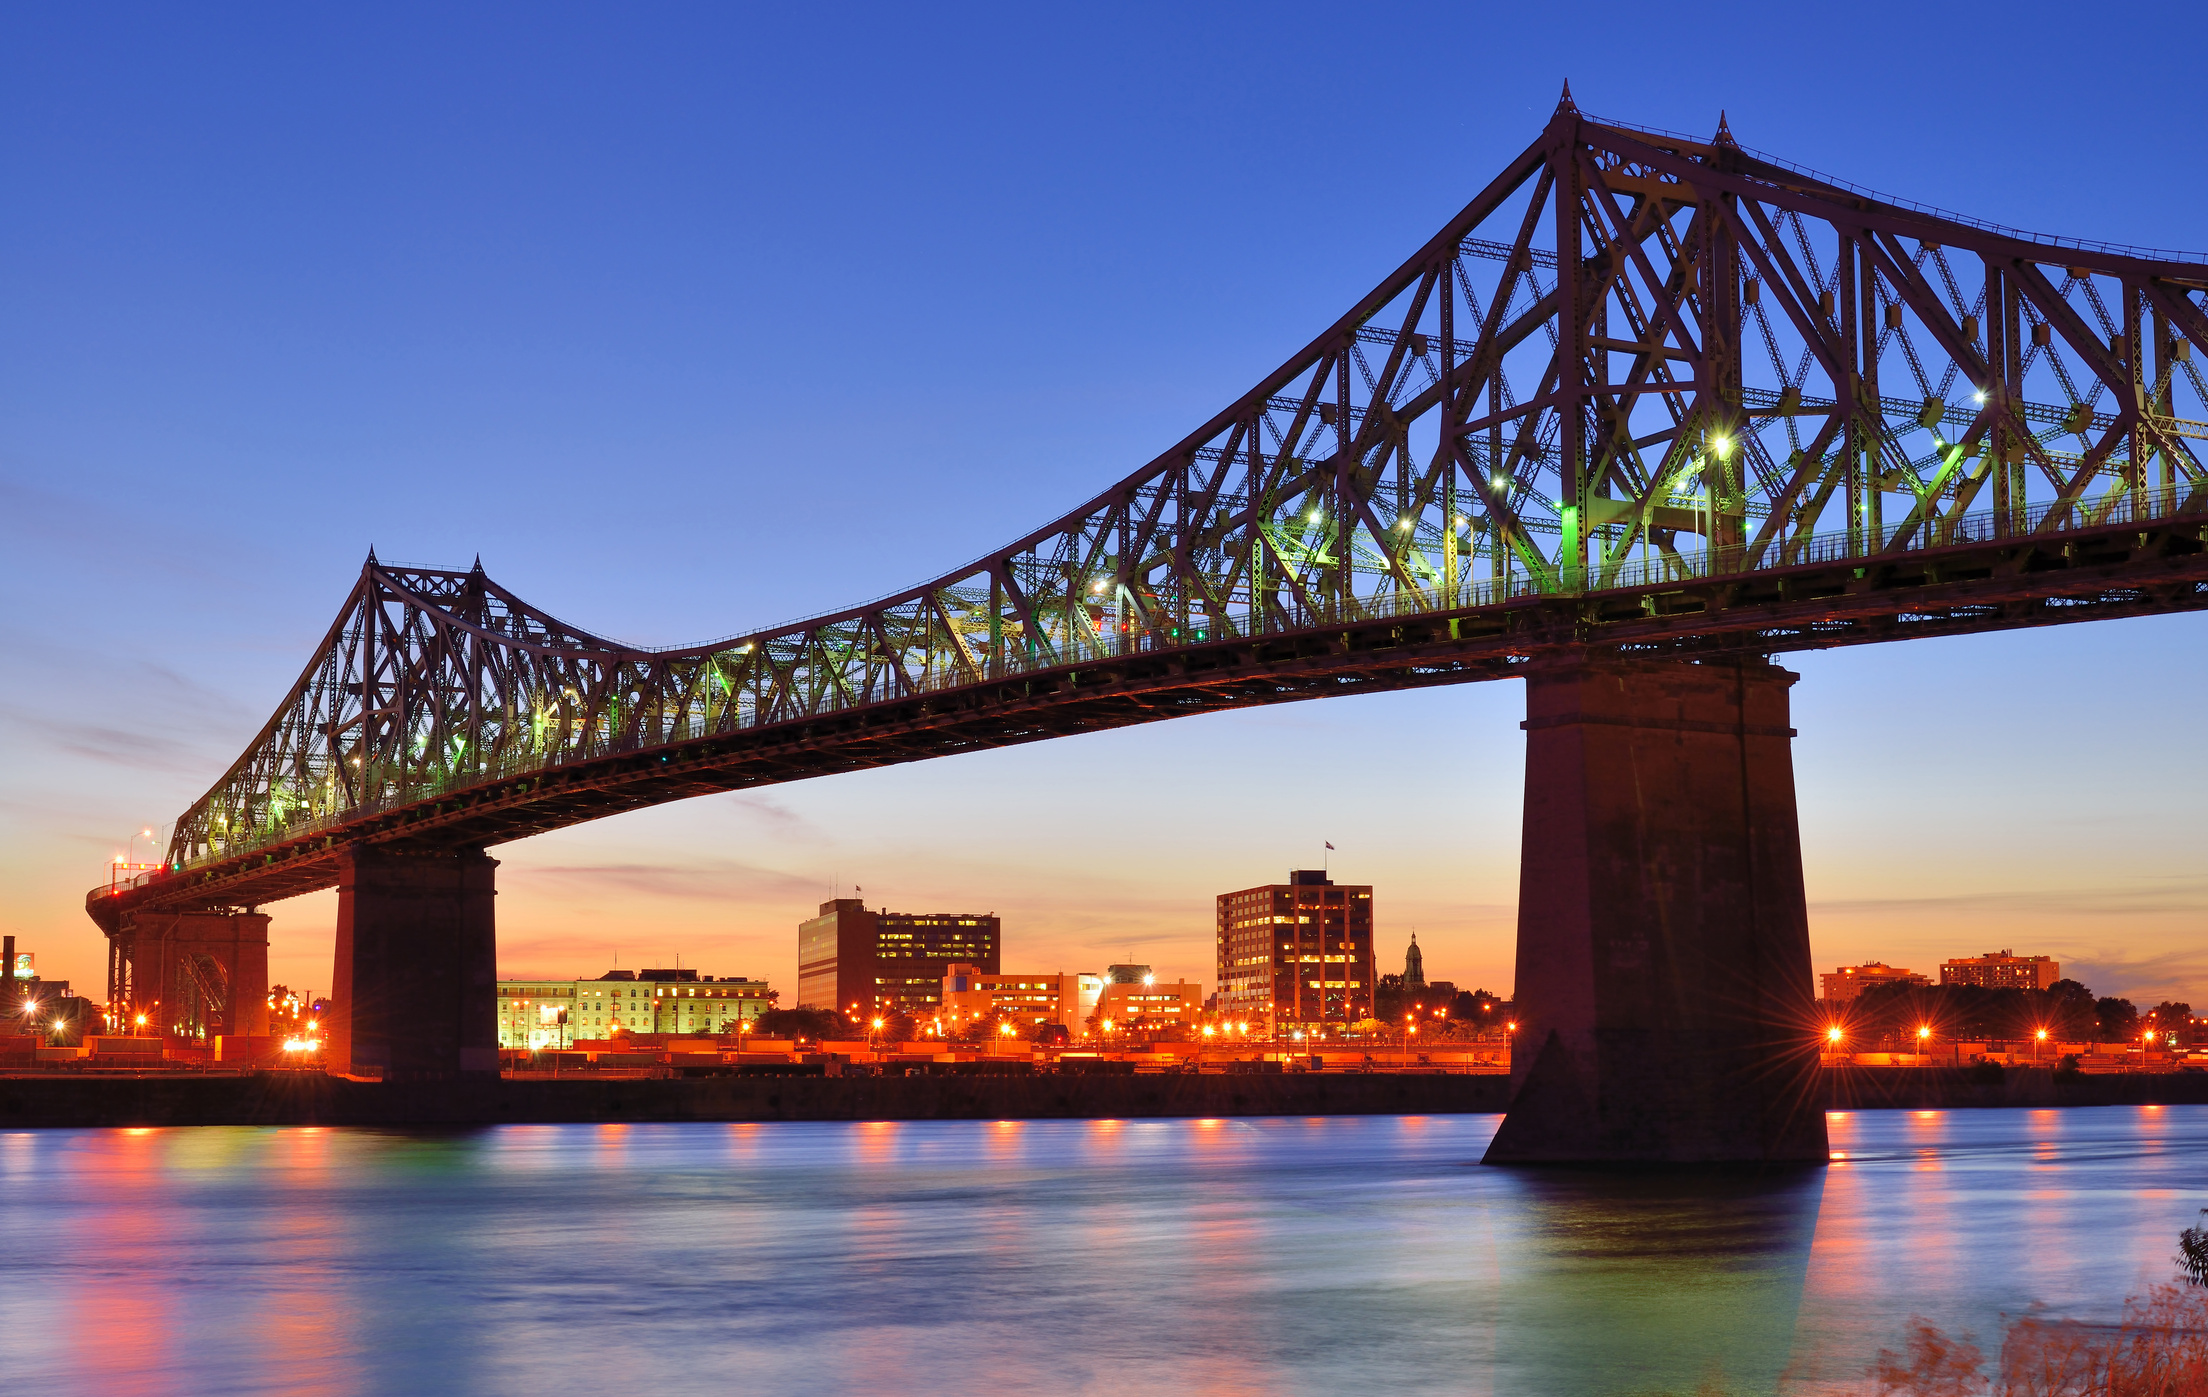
[1484,655,1828,1165]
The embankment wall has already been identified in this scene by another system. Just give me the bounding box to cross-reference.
[0,1067,2200,1129]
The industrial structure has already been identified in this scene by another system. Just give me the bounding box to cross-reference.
[85,97,2208,1161]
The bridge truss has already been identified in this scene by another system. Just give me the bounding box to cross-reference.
[98,95,2208,937]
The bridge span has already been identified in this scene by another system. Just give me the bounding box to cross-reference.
[90,96,2208,1162]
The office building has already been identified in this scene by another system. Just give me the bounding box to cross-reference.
[1097,978,1204,1032]
[1215,870,1375,1027]
[1939,951,2060,992]
[797,899,1001,1014]
[497,968,771,1050]
[938,965,1104,1033]
[1820,962,1929,1001]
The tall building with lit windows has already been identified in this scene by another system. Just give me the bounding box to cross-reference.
[797,900,1001,1015]
[1939,950,2060,992]
[1215,870,1375,1028]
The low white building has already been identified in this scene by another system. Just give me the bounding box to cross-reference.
[938,965,1103,1034]
[1096,978,1204,1033]
[498,969,771,1050]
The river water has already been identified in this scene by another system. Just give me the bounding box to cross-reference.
[1,1107,2201,1395]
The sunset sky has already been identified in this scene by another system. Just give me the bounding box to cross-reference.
[5,2,2203,1011]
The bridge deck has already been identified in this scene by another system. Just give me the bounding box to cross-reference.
[92,505,2207,929]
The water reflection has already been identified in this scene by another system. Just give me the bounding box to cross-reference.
[0,1110,2200,1395]
[1494,1167,1824,1394]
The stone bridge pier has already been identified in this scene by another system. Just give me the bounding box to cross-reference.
[1484,655,1829,1165]
[329,846,499,1080]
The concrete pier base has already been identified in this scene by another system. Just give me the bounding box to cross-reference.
[1483,656,1828,1165]
[330,846,498,1080]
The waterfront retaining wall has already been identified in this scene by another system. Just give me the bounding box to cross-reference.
[0,1071,1512,1128]
[2,1066,2202,1130]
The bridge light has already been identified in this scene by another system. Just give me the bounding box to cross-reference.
[1396,517,1411,530]
[1307,509,1321,522]
[1972,390,1987,404]
[1712,434,1733,456]
[1492,476,1506,490]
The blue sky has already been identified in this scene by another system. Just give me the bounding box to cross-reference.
[4,0,2204,1007]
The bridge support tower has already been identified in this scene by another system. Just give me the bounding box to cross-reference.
[110,910,271,1041]
[330,846,499,1080]
[1484,656,1828,1165]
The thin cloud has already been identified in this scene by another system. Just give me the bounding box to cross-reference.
[1812,878,2208,919]
[525,859,821,902]
[721,792,824,840]
[0,710,211,774]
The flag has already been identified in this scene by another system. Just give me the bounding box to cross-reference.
[1324,842,1334,850]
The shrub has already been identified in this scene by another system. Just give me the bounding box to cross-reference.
[1862,1285,2208,1395]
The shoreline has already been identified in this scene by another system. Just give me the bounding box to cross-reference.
[0,1065,2204,1128]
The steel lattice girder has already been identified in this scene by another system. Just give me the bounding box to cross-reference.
[93,95,2208,930]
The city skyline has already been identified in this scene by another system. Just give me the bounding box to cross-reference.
[6,5,2206,1013]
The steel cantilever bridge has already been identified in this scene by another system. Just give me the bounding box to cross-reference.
[91,96,2208,1157]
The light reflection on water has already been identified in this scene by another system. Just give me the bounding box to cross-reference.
[0,1108,2202,1395]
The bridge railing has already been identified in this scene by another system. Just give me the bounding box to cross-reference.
[168,477,2205,879]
